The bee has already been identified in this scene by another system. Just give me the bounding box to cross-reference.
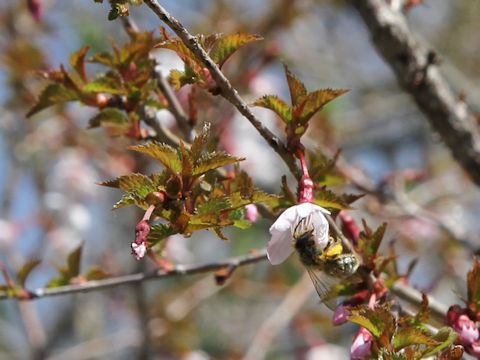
[293,214,360,307]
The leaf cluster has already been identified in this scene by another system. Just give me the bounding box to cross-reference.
[156,31,262,91]
[101,124,278,245]
[349,303,460,359]
[252,65,348,148]
[27,32,161,138]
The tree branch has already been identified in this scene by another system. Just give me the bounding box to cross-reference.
[142,0,302,179]
[351,0,480,188]
[0,249,267,301]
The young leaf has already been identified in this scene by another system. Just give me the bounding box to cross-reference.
[313,189,362,210]
[99,173,155,193]
[284,65,307,106]
[392,328,436,351]
[148,224,175,245]
[130,142,182,173]
[83,74,125,95]
[197,197,231,215]
[67,245,83,278]
[190,123,211,162]
[70,46,90,82]
[423,327,457,357]
[193,152,244,176]
[295,88,349,123]
[17,259,41,288]
[209,33,262,69]
[252,95,292,123]
[27,83,79,117]
[88,108,129,129]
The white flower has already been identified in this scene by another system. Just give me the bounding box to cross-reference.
[131,242,147,260]
[267,203,330,265]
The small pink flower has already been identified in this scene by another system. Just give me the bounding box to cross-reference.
[455,315,479,344]
[267,203,330,265]
[245,204,259,222]
[332,304,350,326]
[351,327,374,360]
[132,219,151,260]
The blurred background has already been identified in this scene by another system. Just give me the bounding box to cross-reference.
[0,0,480,359]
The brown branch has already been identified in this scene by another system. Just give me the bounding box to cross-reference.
[0,249,267,301]
[142,0,302,179]
[351,0,480,188]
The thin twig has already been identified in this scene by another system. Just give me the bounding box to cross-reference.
[351,0,480,188]
[142,0,301,179]
[0,249,267,301]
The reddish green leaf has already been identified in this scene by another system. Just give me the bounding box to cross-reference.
[313,189,361,210]
[67,245,82,278]
[27,83,79,117]
[191,123,211,162]
[210,33,262,68]
[89,52,115,67]
[295,88,349,123]
[423,327,457,357]
[130,142,181,173]
[156,39,202,76]
[70,46,90,82]
[83,74,125,95]
[148,224,175,246]
[17,259,41,287]
[86,267,109,281]
[169,69,194,90]
[252,95,292,123]
[193,152,244,176]
[197,197,231,215]
[284,65,307,106]
[392,328,436,351]
[88,108,129,129]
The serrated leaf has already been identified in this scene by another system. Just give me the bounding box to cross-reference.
[213,227,228,241]
[313,189,361,210]
[27,83,79,117]
[180,142,193,179]
[233,219,252,229]
[67,245,82,278]
[88,108,129,128]
[112,193,136,209]
[70,46,90,82]
[156,39,202,76]
[193,152,243,176]
[349,306,395,339]
[197,197,231,215]
[392,328,436,351]
[17,259,41,287]
[294,88,349,123]
[191,123,211,163]
[284,65,307,106]
[130,142,181,173]
[99,173,154,193]
[83,74,125,95]
[358,223,387,260]
[252,95,292,123]
[423,327,457,357]
[437,345,464,360]
[210,33,262,68]
[168,69,194,90]
[90,52,114,67]
[147,224,175,245]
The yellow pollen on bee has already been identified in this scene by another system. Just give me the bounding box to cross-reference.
[319,243,343,260]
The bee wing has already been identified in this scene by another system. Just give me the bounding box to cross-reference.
[305,266,340,310]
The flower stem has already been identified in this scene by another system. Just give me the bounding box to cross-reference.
[295,149,314,203]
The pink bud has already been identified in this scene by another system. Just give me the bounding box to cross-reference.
[27,0,43,22]
[245,204,259,222]
[332,304,350,326]
[351,327,374,360]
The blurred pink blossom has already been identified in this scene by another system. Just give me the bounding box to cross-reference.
[350,327,373,360]
[245,204,259,222]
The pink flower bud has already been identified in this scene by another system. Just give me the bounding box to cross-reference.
[245,204,259,222]
[132,220,150,260]
[332,304,350,326]
[351,327,374,360]
[27,0,43,22]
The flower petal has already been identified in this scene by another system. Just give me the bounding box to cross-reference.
[267,228,294,265]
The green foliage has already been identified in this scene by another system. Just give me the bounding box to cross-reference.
[17,260,41,288]
[349,303,457,359]
[357,221,388,271]
[47,246,83,288]
[92,0,143,20]
[101,124,277,241]
[252,65,348,146]
[27,31,159,138]
[313,189,362,210]
[156,32,262,90]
